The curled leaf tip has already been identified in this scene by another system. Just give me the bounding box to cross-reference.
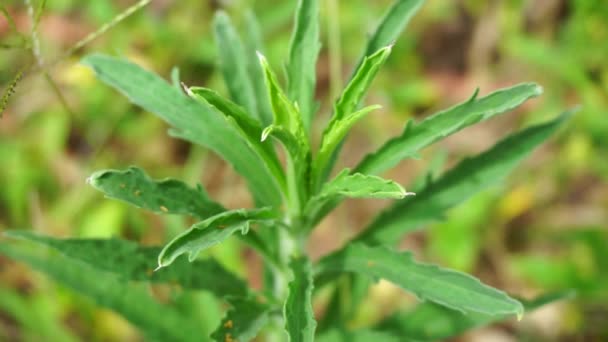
[180,82,193,97]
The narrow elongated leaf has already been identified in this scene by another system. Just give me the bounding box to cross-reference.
[0,242,204,342]
[356,83,543,174]
[353,0,424,73]
[356,111,572,245]
[258,52,311,208]
[287,0,321,131]
[317,169,411,200]
[187,87,286,192]
[87,167,224,219]
[376,291,574,341]
[244,10,273,126]
[314,46,392,189]
[211,297,271,342]
[316,244,523,317]
[5,231,249,298]
[285,257,317,342]
[81,54,282,207]
[213,12,260,121]
[316,329,402,342]
[306,169,412,221]
[158,208,276,268]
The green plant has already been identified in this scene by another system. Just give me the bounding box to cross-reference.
[1,0,573,340]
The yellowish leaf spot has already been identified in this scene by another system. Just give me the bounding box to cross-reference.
[160,205,168,212]
[224,320,233,329]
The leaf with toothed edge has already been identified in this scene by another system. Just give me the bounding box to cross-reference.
[356,83,544,175]
[315,244,524,318]
[4,230,249,298]
[158,208,276,269]
[285,256,316,342]
[211,297,271,342]
[87,167,224,219]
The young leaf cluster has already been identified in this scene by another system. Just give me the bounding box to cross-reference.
[1,0,572,340]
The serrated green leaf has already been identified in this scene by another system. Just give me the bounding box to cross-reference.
[0,242,204,342]
[87,166,224,219]
[244,10,273,126]
[356,111,572,245]
[187,87,287,192]
[353,0,424,73]
[314,46,392,189]
[158,208,276,268]
[285,256,316,342]
[5,231,249,298]
[316,244,523,317]
[287,0,320,131]
[306,169,412,222]
[316,329,403,342]
[211,297,271,342]
[213,11,260,121]
[81,54,282,207]
[375,291,574,341]
[318,169,411,200]
[356,83,544,174]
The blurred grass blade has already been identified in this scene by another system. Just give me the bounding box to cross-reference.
[356,83,543,174]
[314,46,392,189]
[285,257,317,342]
[158,208,276,269]
[316,329,402,342]
[211,297,271,342]
[188,87,286,192]
[5,231,249,298]
[375,291,575,341]
[286,0,321,131]
[87,167,225,219]
[213,11,260,121]
[0,241,204,342]
[244,10,274,126]
[356,111,573,245]
[353,0,424,73]
[82,54,282,207]
[316,244,524,317]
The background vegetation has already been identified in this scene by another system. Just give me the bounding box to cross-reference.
[1,0,606,340]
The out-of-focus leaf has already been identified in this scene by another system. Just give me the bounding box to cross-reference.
[316,244,523,318]
[211,297,271,342]
[285,257,316,342]
[375,291,575,341]
[356,83,543,174]
[286,0,320,131]
[158,208,276,268]
[6,231,249,298]
[87,167,224,219]
[81,54,282,207]
[244,10,273,126]
[357,111,572,245]
[187,87,286,192]
[353,0,424,73]
[213,11,260,121]
[0,242,204,342]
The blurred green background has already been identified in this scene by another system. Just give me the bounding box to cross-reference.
[1,0,606,341]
